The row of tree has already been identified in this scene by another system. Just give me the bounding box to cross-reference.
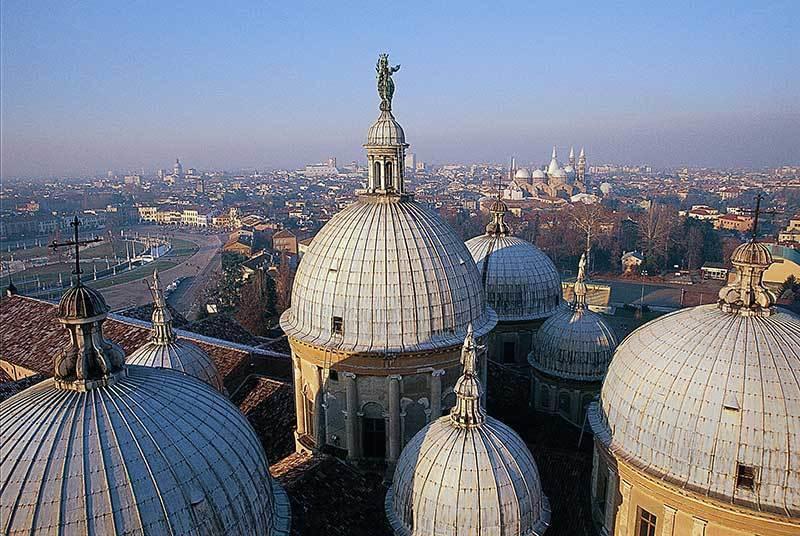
[444,201,737,276]
[214,251,295,336]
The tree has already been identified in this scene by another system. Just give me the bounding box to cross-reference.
[637,203,676,273]
[218,251,247,312]
[236,269,277,335]
[275,255,295,314]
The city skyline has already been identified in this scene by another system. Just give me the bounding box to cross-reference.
[2,0,798,178]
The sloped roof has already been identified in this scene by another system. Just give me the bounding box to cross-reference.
[0,294,251,380]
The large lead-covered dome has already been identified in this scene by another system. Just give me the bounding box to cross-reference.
[387,328,550,535]
[591,242,800,516]
[1,367,291,534]
[281,194,496,353]
[466,200,561,322]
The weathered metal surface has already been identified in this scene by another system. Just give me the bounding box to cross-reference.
[386,331,550,535]
[281,195,497,354]
[0,365,291,534]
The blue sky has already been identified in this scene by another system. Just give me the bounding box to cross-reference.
[1,0,798,177]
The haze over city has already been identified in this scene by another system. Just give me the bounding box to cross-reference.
[2,0,798,178]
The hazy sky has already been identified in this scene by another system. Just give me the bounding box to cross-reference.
[2,0,798,178]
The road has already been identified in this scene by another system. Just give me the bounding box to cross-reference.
[594,278,724,309]
[101,230,223,314]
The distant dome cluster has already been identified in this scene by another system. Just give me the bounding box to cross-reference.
[503,147,588,201]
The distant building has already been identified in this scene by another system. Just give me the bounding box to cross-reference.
[272,229,298,255]
[714,213,754,233]
[172,158,184,177]
[778,215,800,244]
[303,157,338,177]
[700,262,729,280]
[404,152,416,170]
[685,205,719,221]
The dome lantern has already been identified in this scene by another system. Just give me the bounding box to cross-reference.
[48,216,126,392]
[485,195,511,237]
[718,239,775,315]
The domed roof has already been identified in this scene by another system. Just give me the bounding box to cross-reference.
[58,282,109,320]
[367,110,406,146]
[1,367,291,534]
[1,276,291,535]
[546,147,562,176]
[515,167,531,180]
[563,165,575,174]
[386,328,550,535]
[532,169,546,180]
[281,194,497,353]
[730,239,772,267]
[591,248,800,516]
[127,271,225,392]
[466,204,561,322]
[529,254,617,381]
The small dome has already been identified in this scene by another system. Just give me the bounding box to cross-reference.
[515,167,531,180]
[731,240,772,266]
[281,195,497,353]
[366,110,406,145]
[128,338,225,391]
[466,235,561,322]
[58,282,109,320]
[563,165,575,174]
[489,197,509,213]
[530,305,617,381]
[530,253,616,380]
[127,270,225,392]
[387,329,550,535]
[1,366,291,534]
[532,169,546,181]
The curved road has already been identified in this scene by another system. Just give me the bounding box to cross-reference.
[102,230,223,315]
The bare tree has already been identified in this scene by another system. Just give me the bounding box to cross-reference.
[570,202,604,272]
[637,202,675,271]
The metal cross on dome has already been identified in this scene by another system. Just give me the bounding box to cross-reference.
[744,192,779,240]
[50,216,102,283]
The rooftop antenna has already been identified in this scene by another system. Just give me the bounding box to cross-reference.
[50,216,102,284]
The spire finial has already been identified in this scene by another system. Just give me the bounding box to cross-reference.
[573,252,588,309]
[147,269,176,344]
[751,192,764,239]
[450,324,486,428]
[552,146,557,159]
